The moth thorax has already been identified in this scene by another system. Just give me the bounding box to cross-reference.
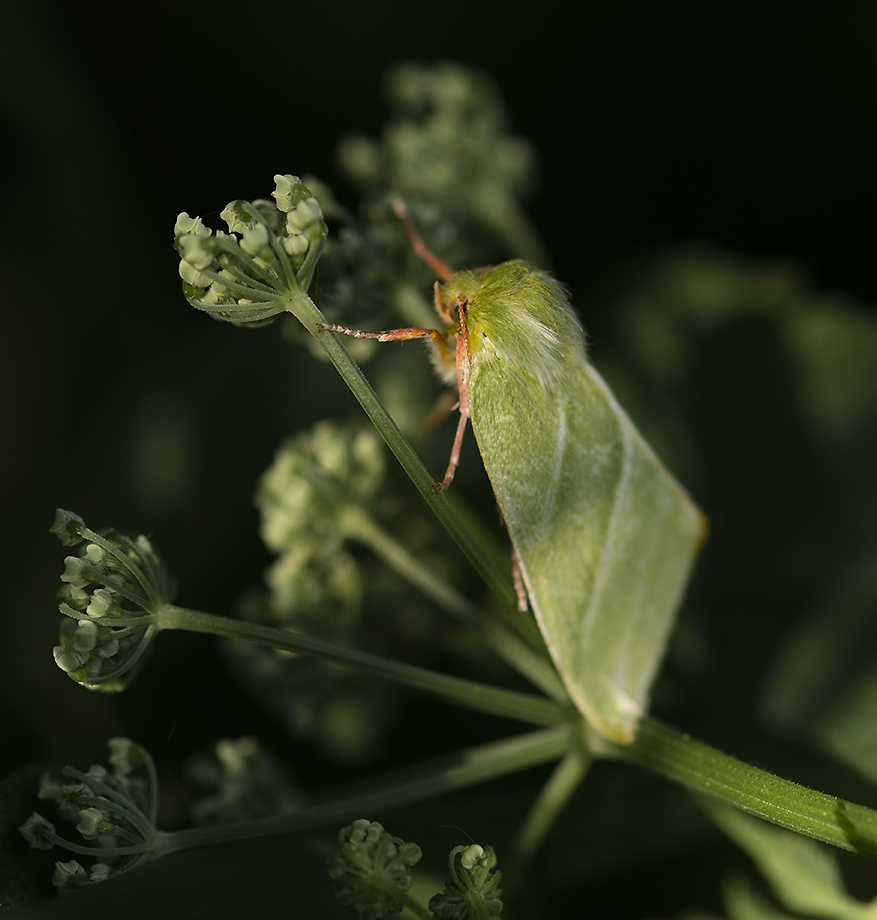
[427,334,458,386]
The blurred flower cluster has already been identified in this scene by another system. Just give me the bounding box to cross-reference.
[51,510,172,691]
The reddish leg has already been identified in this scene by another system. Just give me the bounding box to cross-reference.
[319,322,455,366]
[511,550,529,612]
[392,199,455,283]
[434,311,473,492]
[435,403,469,492]
[322,203,475,492]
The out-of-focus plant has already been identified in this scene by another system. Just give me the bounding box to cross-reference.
[8,62,877,919]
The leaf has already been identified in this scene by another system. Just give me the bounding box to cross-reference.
[762,557,877,782]
[701,799,877,920]
[458,261,705,742]
[720,872,798,920]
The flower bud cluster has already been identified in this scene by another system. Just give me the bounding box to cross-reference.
[258,420,386,560]
[326,819,422,918]
[224,423,388,756]
[50,510,171,691]
[258,420,387,625]
[174,175,327,325]
[19,738,159,888]
[429,844,503,919]
[338,61,535,219]
[185,737,302,826]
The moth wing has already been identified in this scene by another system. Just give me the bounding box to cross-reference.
[468,353,703,743]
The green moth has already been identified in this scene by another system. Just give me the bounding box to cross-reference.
[323,204,705,743]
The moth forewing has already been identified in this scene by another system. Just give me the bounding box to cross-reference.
[325,207,704,743]
[463,265,704,743]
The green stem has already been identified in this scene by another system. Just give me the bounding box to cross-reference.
[282,291,523,622]
[45,832,153,859]
[342,509,566,701]
[509,744,592,887]
[596,718,877,858]
[158,605,564,727]
[155,724,573,856]
[77,525,157,608]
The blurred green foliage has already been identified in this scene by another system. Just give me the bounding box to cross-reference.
[3,1,877,917]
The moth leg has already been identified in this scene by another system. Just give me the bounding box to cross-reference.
[434,404,469,492]
[423,389,459,432]
[433,317,473,492]
[511,549,529,612]
[318,322,444,344]
[431,281,457,326]
[392,199,455,283]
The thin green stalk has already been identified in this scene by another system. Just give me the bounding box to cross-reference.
[342,509,567,701]
[155,724,573,856]
[282,291,525,625]
[596,718,877,858]
[158,605,565,727]
[508,744,592,887]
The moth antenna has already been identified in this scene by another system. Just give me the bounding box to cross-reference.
[391,198,455,282]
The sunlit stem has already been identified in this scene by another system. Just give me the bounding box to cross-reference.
[595,718,877,858]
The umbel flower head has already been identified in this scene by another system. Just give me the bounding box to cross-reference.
[19,738,160,888]
[50,510,172,691]
[223,422,388,757]
[174,174,327,326]
[336,61,544,265]
[326,819,422,919]
[184,736,302,826]
[429,844,503,919]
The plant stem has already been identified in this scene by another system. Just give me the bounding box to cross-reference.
[342,509,566,701]
[159,605,565,727]
[156,724,573,856]
[282,291,525,625]
[596,718,877,858]
[509,744,592,887]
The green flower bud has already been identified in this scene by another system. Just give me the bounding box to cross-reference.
[50,509,87,547]
[429,844,503,920]
[52,860,89,888]
[22,738,160,887]
[173,212,210,237]
[75,806,107,839]
[108,737,149,776]
[19,813,57,850]
[50,511,172,691]
[89,863,112,883]
[174,176,327,326]
[185,737,302,825]
[239,221,271,258]
[257,422,385,556]
[336,61,546,265]
[327,820,422,918]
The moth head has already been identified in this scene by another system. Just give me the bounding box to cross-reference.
[454,260,584,395]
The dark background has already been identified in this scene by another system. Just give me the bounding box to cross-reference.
[2,1,876,915]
